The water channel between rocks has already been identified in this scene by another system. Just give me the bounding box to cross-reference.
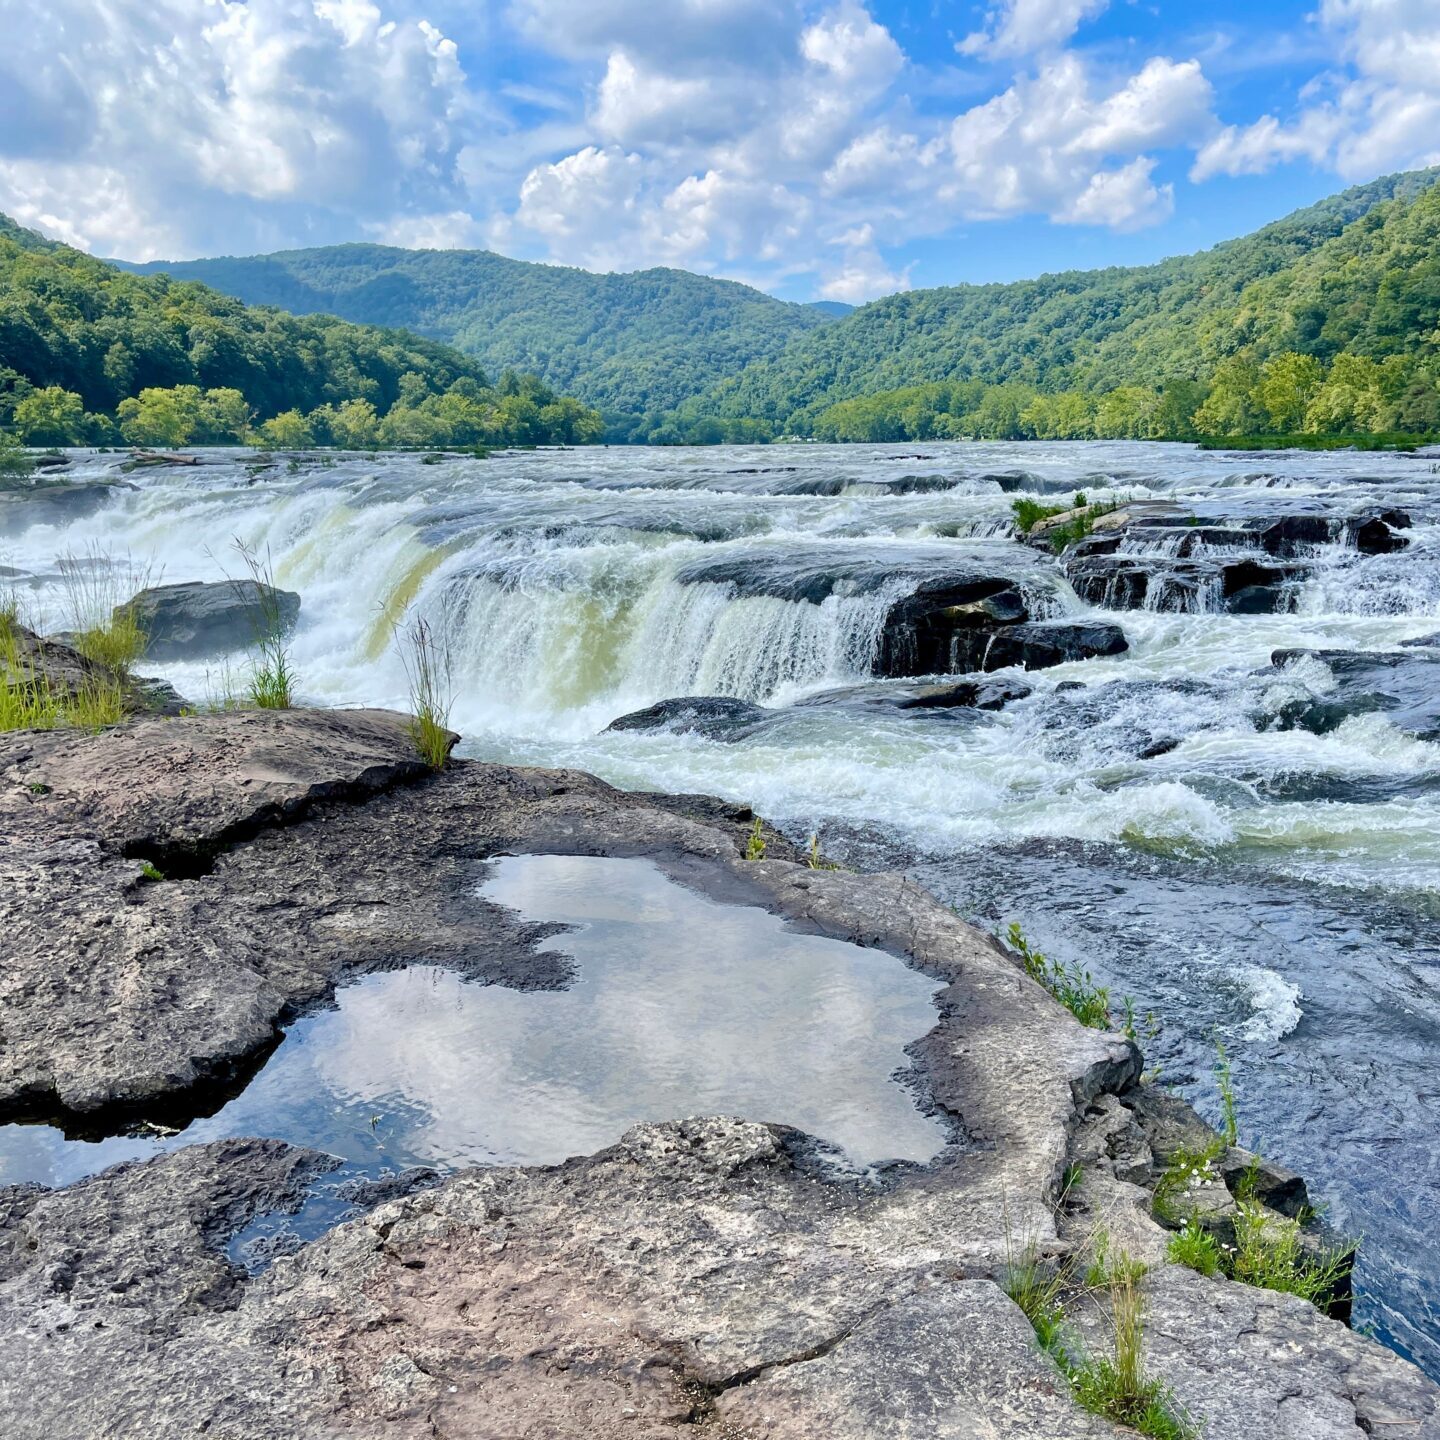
[0,855,948,1190]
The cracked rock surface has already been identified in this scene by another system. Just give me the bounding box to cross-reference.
[0,709,1437,1438]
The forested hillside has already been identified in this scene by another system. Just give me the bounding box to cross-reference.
[0,220,603,449]
[685,167,1440,437]
[125,246,839,425]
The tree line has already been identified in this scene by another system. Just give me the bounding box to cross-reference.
[0,221,603,450]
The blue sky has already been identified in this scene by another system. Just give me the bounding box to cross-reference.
[1,0,1437,301]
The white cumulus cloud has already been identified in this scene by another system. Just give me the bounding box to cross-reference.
[959,0,1109,59]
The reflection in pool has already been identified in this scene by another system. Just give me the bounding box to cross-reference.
[0,855,947,1188]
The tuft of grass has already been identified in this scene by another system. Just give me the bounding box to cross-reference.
[391,610,455,769]
[1214,1038,1239,1147]
[1011,497,1071,532]
[57,544,157,678]
[806,832,841,870]
[1003,922,1113,1029]
[1151,1138,1227,1226]
[1003,1244,1070,1356]
[744,816,767,861]
[1167,1218,1223,1278]
[1230,1202,1351,1307]
[233,540,296,709]
[138,860,165,882]
[1070,1258,1194,1440]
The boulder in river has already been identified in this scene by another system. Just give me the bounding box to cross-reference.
[605,695,773,741]
[118,579,301,661]
[0,479,134,538]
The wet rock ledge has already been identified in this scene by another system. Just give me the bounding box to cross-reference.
[1,710,1437,1439]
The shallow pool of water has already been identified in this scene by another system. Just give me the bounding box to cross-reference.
[0,855,947,1189]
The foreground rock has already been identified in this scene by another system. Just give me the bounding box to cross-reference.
[1,709,1437,1438]
[118,579,301,661]
[0,624,184,717]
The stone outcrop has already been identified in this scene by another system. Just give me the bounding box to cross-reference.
[0,479,133,538]
[1,709,1437,1439]
[1058,503,1414,614]
[117,579,301,661]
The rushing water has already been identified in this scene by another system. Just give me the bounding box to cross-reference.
[4,439,1439,1373]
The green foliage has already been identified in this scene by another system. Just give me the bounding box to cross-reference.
[138,860,165,883]
[256,409,316,449]
[12,385,86,445]
[1230,1203,1352,1306]
[1167,1219,1224,1278]
[0,429,33,479]
[745,817,767,861]
[1152,1139,1228,1225]
[1003,922,1112,1029]
[683,167,1440,437]
[122,243,841,424]
[0,220,603,448]
[1011,497,1071,532]
[392,611,455,769]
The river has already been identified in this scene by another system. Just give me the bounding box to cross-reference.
[5,438,1439,1374]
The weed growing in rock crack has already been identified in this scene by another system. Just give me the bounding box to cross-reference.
[138,860,164,883]
[1002,1243,1070,1355]
[806,832,841,870]
[1071,1251,1194,1440]
[1002,922,1115,1030]
[1166,1219,1223,1277]
[390,609,455,769]
[1083,1230,1150,1289]
[233,540,296,709]
[1151,1139,1227,1226]
[1214,1038,1239,1147]
[745,817,767,861]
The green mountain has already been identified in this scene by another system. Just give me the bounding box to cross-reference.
[688,167,1440,433]
[124,246,839,422]
[0,217,603,449]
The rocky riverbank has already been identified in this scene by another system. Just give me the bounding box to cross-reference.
[1,708,1437,1437]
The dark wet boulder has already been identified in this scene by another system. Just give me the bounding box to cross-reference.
[896,678,1034,711]
[1065,543,1308,615]
[1267,647,1440,740]
[605,695,773,741]
[119,580,300,661]
[876,579,1030,675]
[1352,512,1411,554]
[976,621,1129,672]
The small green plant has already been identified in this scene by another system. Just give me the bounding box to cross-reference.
[1214,1038,1239,1147]
[1011,497,1070,532]
[806,832,841,870]
[745,817,767,861]
[233,540,296,709]
[1003,922,1112,1029]
[1151,1138,1227,1225]
[57,544,156,678]
[1230,1202,1351,1306]
[27,781,50,795]
[1003,1243,1070,1356]
[392,610,455,769]
[1167,1218,1223,1277]
[1068,1260,1194,1440]
[138,860,164,883]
